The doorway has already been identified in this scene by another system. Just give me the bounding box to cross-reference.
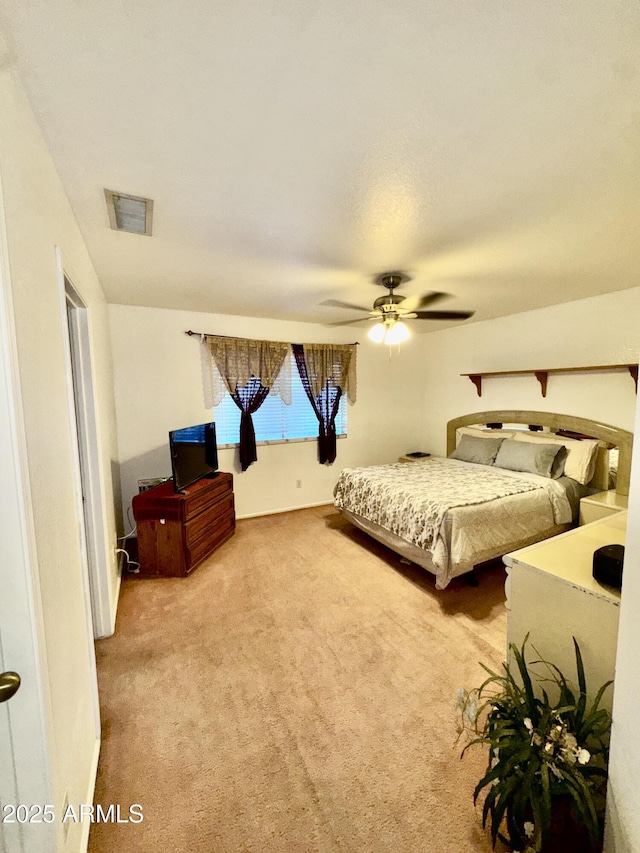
[60,258,114,640]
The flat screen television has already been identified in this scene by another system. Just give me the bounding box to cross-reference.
[169,422,219,492]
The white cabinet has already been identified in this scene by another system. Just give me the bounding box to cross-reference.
[579,490,628,525]
[503,512,625,711]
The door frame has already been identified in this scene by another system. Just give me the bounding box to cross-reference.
[56,247,115,640]
[0,170,55,851]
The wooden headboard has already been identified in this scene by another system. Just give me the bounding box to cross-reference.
[446,410,634,496]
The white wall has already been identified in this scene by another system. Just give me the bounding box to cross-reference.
[415,288,640,453]
[109,303,427,521]
[0,44,120,851]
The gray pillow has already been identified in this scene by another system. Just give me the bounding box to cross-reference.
[549,445,568,479]
[449,434,505,466]
[493,439,565,479]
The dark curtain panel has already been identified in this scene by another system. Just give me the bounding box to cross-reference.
[292,344,343,464]
[231,376,270,471]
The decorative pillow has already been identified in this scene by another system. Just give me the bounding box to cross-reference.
[449,434,505,466]
[493,439,565,479]
[511,432,601,484]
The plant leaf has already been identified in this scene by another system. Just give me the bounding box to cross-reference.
[511,640,537,724]
[489,775,521,846]
[573,636,588,721]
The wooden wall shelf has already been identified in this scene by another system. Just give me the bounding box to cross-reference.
[462,364,639,398]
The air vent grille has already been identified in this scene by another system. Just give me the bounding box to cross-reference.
[104,189,153,236]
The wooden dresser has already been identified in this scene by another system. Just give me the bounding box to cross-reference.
[132,473,235,576]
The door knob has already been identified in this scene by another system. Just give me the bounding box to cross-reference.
[0,672,21,703]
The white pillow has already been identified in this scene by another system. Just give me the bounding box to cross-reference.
[456,426,517,445]
[608,447,619,489]
[511,431,601,485]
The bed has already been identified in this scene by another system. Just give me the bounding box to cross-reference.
[334,410,633,589]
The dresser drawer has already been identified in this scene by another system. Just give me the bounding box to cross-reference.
[186,508,236,570]
[184,493,235,548]
[181,473,233,521]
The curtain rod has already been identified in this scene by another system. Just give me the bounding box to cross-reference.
[184,330,359,344]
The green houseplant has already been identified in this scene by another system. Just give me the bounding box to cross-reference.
[456,636,612,853]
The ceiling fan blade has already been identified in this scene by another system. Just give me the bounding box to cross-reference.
[401,291,449,311]
[321,298,370,312]
[413,310,475,320]
[325,316,376,326]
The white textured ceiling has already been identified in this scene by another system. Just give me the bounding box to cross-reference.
[1,1,639,329]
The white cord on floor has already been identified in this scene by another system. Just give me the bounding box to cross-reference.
[115,547,140,573]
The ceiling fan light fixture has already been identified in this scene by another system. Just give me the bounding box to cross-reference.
[367,322,387,343]
[384,320,410,345]
[367,318,411,345]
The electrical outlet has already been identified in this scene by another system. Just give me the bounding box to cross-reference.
[296,479,302,488]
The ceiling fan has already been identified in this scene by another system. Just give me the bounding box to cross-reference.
[324,273,475,344]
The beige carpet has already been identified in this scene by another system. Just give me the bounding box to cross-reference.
[89,505,509,852]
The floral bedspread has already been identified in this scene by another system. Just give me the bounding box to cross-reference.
[334,458,569,557]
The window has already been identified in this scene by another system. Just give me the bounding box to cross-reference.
[214,353,347,446]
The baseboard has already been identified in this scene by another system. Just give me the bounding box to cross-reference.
[108,567,122,635]
[237,500,333,520]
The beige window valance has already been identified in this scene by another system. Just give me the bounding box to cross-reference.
[300,343,357,404]
[201,335,291,407]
